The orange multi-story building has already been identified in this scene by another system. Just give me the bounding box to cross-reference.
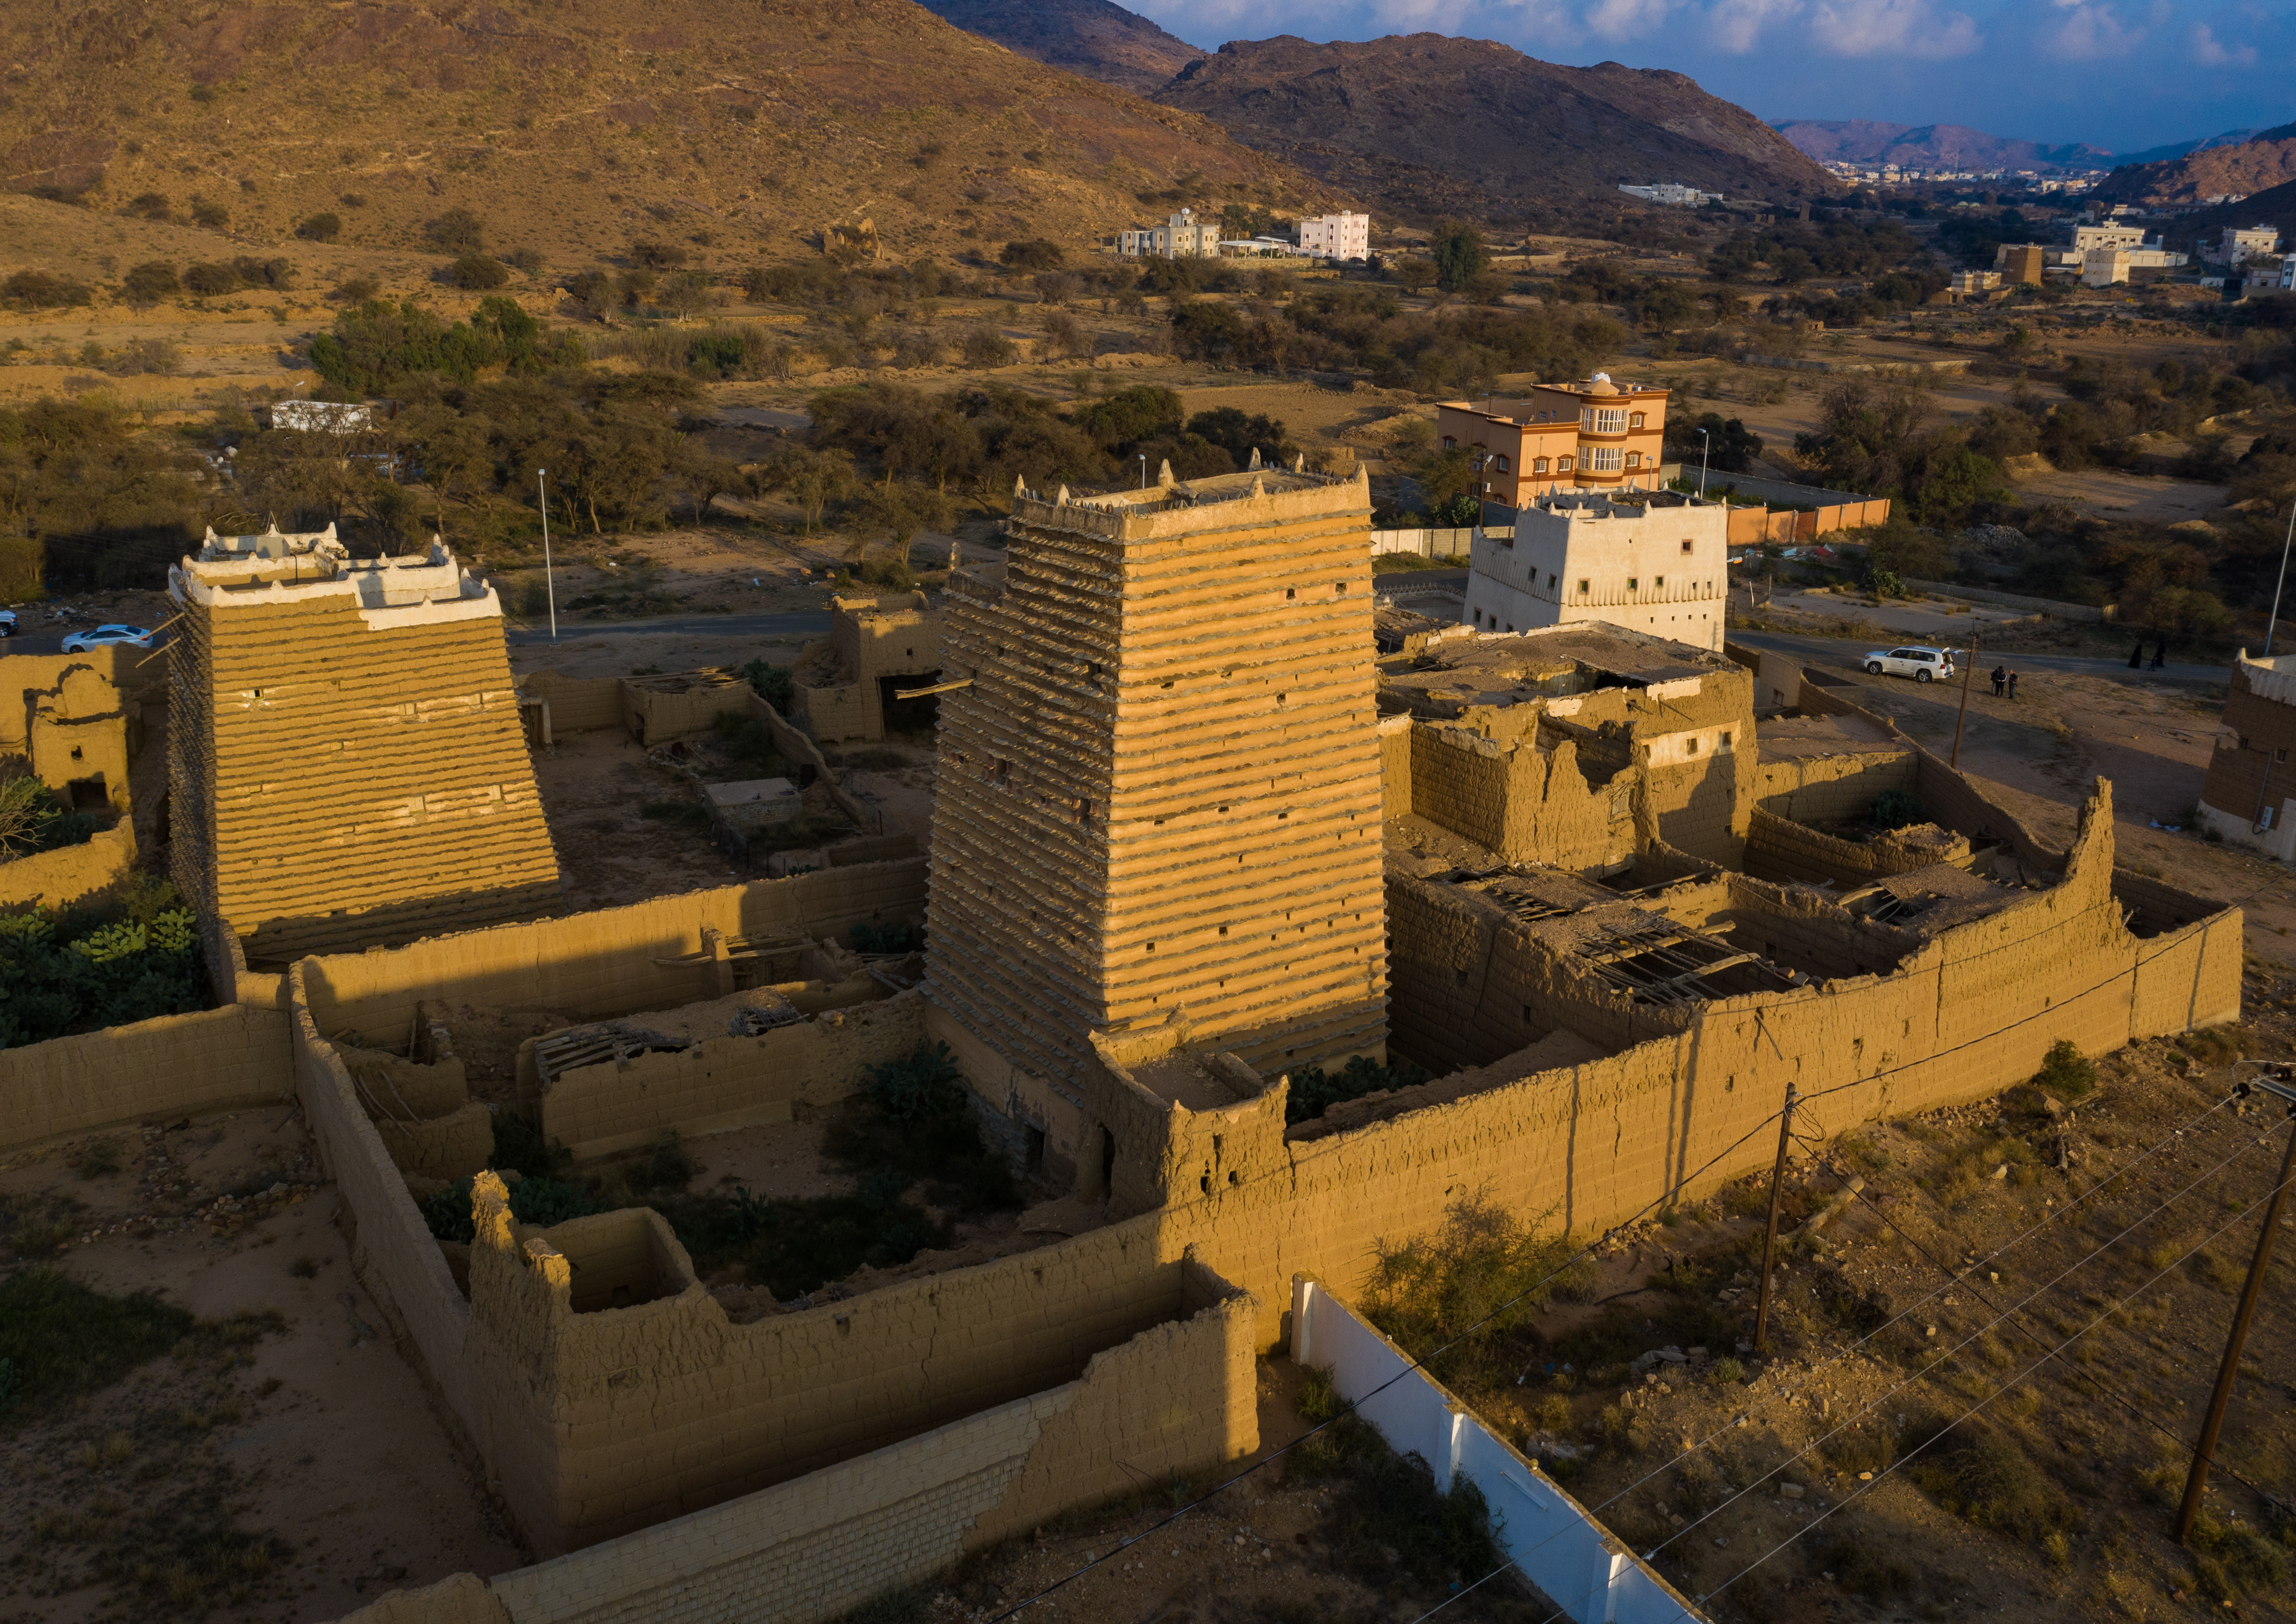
[1435,375,1670,509]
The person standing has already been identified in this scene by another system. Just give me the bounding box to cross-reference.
[2130,639,2145,668]
[2151,638,2167,670]
[1991,663,2007,698]
[2007,669,2020,702]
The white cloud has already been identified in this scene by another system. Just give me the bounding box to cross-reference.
[1710,0,1804,52]
[2191,21,2258,66]
[2043,1,2142,58]
[1806,0,1980,58]
[1583,0,1677,40]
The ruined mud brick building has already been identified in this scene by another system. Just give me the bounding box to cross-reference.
[923,463,1390,1173]
[790,591,945,743]
[167,525,561,964]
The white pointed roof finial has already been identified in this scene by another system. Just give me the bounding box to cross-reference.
[1014,473,1028,499]
[1055,484,1071,505]
[1291,453,1305,473]
[1247,446,1262,471]
[1157,459,1175,488]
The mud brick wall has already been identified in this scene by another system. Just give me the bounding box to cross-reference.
[539,987,927,1160]
[300,861,928,1046]
[2201,657,2296,826]
[927,472,1390,1098]
[289,965,479,1431]
[1753,748,1916,825]
[1378,714,1413,818]
[1406,725,1628,871]
[0,821,136,909]
[794,679,877,743]
[464,1183,1207,1552]
[1743,807,1948,888]
[0,1003,292,1154]
[515,670,624,734]
[170,586,562,965]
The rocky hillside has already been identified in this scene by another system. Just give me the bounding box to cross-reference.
[2094,124,2296,206]
[0,0,1338,272]
[915,0,1204,96]
[1156,35,1830,226]
[1773,119,2109,174]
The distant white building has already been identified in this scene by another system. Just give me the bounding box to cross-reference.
[268,399,396,432]
[1461,492,1729,653]
[1618,182,1722,208]
[2082,248,2131,288]
[1117,209,1221,260]
[2220,225,2284,266]
[2071,222,2147,253]
[1295,211,1370,261]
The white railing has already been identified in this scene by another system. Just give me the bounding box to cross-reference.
[1291,1277,1709,1624]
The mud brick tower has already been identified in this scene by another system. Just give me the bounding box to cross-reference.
[925,464,1389,1103]
[168,525,561,963]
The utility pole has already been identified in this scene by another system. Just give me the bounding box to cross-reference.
[1951,622,1979,768]
[2179,1071,2296,1543]
[538,468,557,644]
[1699,428,1711,498]
[1754,1084,1799,1355]
[2268,500,2296,656]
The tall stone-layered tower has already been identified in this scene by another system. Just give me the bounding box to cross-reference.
[925,465,1388,1101]
[168,525,561,963]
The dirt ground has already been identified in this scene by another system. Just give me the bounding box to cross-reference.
[525,726,748,912]
[0,1109,524,1624]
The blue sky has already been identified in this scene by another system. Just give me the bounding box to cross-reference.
[1126,0,2296,155]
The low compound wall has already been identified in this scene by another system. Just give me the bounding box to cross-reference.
[515,670,623,734]
[1292,1277,1704,1624]
[301,862,928,1048]
[290,964,479,1432]
[338,1255,1255,1624]
[0,820,137,910]
[0,1002,292,1154]
[539,987,927,1160]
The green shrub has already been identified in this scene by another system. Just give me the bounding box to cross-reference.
[851,921,925,955]
[2033,1039,2095,1100]
[859,1042,966,1123]
[1297,1362,1344,1424]
[1287,1053,1431,1123]
[0,884,208,1049]
[740,658,796,712]
[0,769,101,857]
[1870,788,1924,831]
[419,1174,604,1243]
[1363,1196,1592,1370]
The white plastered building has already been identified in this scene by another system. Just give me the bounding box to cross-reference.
[1460,494,1730,653]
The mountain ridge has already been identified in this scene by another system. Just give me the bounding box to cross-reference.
[1770,119,2109,173]
[0,0,1339,269]
[2093,124,2296,206]
[911,0,1205,95]
[1152,34,1829,226]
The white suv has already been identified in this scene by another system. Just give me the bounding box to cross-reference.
[1862,645,1955,683]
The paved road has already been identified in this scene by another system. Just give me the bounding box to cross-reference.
[2,630,170,658]
[1730,629,2230,687]
[505,612,833,646]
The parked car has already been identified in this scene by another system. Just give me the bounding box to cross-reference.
[1862,645,1954,683]
[0,609,16,638]
[61,624,155,654]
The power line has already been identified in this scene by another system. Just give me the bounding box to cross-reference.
[1412,1114,2275,1624]
[1701,1153,2296,1611]
[982,1103,1794,1622]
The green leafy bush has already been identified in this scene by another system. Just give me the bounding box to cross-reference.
[1287,1053,1430,1123]
[419,1174,604,1243]
[0,770,101,857]
[0,885,208,1049]
[1904,1420,2078,1549]
[859,1042,966,1121]
[1870,788,1924,831]
[851,921,925,955]
[2033,1039,2096,1100]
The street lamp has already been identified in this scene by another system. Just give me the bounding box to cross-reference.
[2268,497,2296,656]
[1138,453,1148,490]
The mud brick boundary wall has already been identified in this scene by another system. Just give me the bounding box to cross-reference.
[0,1003,292,1154]
[301,862,927,1047]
